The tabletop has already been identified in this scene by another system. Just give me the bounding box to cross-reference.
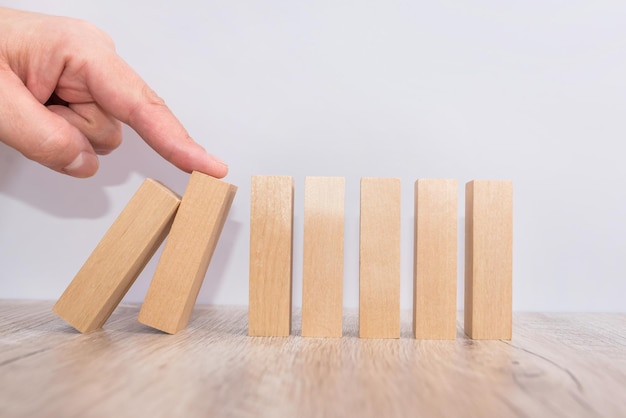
[1,300,625,418]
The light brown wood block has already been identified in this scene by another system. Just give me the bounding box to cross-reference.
[464,180,513,340]
[359,177,401,339]
[301,177,345,338]
[138,171,237,334]
[413,179,458,339]
[248,176,294,337]
[53,179,181,333]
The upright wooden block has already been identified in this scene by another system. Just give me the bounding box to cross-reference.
[138,171,237,334]
[464,180,513,340]
[53,179,181,333]
[301,177,345,338]
[359,177,401,339]
[413,179,458,339]
[248,176,294,337]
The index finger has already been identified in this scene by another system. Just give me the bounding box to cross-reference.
[85,54,228,178]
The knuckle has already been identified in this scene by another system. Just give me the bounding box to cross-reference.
[142,84,167,107]
[56,18,116,55]
[127,85,169,126]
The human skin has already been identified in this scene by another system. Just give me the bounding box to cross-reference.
[0,7,227,178]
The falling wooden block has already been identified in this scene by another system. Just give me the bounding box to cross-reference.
[464,180,513,340]
[53,179,180,333]
[301,177,345,338]
[359,177,401,339]
[138,171,237,334]
[248,176,294,337]
[413,179,458,339]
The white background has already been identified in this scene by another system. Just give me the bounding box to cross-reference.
[1,1,625,311]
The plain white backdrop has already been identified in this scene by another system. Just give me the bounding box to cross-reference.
[1,1,625,311]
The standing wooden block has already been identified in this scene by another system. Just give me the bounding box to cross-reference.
[414,179,458,339]
[359,177,401,339]
[464,180,513,340]
[138,171,237,334]
[301,177,345,338]
[248,176,294,337]
[53,179,180,333]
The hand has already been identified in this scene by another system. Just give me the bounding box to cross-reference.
[0,7,228,178]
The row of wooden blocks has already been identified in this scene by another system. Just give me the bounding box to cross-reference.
[249,177,513,340]
[52,172,511,340]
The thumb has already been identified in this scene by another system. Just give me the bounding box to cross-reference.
[0,70,99,177]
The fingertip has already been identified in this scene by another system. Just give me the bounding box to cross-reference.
[61,151,100,178]
[173,142,229,178]
[185,156,229,179]
[195,151,229,179]
[207,158,229,179]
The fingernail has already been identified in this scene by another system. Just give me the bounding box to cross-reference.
[63,152,98,177]
[207,152,228,168]
[214,158,228,168]
[208,156,228,178]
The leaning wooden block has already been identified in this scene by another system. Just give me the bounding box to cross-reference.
[138,171,237,334]
[248,176,294,337]
[359,177,401,339]
[53,179,181,333]
[464,180,513,340]
[301,177,345,338]
[414,179,458,339]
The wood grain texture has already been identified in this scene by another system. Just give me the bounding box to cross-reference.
[53,179,180,333]
[301,177,345,338]
[248,176,294,337]
[138,172,237,334]
[414,179,458,339]
[359,177,401,339]
[3,301,626,418]
[465,180,513,340]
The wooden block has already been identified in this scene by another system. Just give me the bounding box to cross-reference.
[138,171,237,334]
[359,177,401,339]
[53,179,181,333]
[464,180,513,340]
[248,176,294,337]
[301,177,345,338]
[413,179,458,339]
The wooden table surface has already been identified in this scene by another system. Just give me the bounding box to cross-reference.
[1,300,625,418]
